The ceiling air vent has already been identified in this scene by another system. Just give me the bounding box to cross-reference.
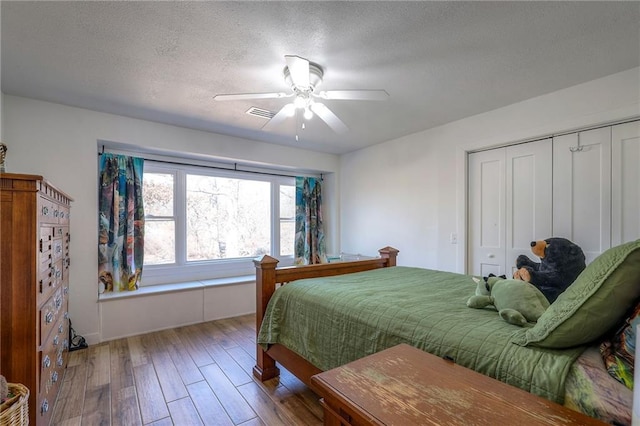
[246,107,276,120]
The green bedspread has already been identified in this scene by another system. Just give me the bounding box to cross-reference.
[257,266,586,403]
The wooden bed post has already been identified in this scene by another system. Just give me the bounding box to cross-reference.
[379,246,399,267]
[252,254,281,381]
[253,246,399,384]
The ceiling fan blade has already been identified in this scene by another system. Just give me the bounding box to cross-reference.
[263,103,295,130]
[310,103,348,134]
[316,90,389,101]
[285,55,310,88]
[214,92,290,101]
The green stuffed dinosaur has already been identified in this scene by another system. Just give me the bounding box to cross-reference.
[466,275,550,326]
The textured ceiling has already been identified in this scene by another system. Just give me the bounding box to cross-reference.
[2,1,639,155]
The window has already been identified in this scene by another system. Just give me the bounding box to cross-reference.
[143,172,176,265]
[141,162,295,285]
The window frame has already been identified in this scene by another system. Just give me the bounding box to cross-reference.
[142,167,178,265]
[141,161,295,286]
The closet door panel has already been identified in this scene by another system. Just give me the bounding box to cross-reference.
[505,139,552,276]
[553,128,611,264]
[612,121,640,245]
[468,149,506,277]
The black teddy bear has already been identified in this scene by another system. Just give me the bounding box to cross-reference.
[513,237,586,303]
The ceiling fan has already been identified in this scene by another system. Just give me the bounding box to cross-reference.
[213,55,389,136]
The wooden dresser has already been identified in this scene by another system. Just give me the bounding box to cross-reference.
[0,173,72,426]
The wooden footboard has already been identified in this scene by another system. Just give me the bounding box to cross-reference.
[252,247,399,386]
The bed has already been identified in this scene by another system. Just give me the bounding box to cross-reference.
[253,243,640,425]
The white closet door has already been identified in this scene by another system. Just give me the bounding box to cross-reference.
[612,121,640,245]
[505,139,553,277]
[468,149,506,277]
[553,127,611,264]
[469,139,553,276]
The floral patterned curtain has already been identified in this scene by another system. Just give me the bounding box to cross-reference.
[98,153,145,293]
[295,176,327,265]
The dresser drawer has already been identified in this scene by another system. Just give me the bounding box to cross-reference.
[39,226,53,255]
[58,205,70,225]
[38,196,56,223]
[63,233,70,289]
[53,259,63,289]
[37,374,59,426]
[52,206,63,223]
[39,288,64,346]
[38,259,62,306]
[37,268,55,307]
[52,237,64,262]
[39,315,67,393]
[39,250,53,272]
[53,225,66,238]
[39,341,56,393]
[39,258,53,282]
[39,365,62,407]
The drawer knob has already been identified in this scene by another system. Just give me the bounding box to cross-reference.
[52,371,59,383]
[58,324,64,333]
[41,399,49,414]
[42,206,49,215]
[57,355,64,366]
[45,312,54,324]
[43,355,51,368]
[53,335,59,346]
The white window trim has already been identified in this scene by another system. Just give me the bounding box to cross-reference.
[140,161,296,286]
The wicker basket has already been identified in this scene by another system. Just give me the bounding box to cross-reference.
[0,383,29,426]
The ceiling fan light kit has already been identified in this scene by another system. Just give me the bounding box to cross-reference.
[214,55,389,137]
[303,108,314,120]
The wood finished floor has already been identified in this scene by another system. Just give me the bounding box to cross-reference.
[51,314,323,425]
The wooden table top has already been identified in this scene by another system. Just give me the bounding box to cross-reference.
[311,344,606,426]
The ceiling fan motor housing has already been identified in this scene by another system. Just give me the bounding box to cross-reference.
[284,62,324,92]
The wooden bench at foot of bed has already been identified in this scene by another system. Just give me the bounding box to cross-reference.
[252,246,399,386]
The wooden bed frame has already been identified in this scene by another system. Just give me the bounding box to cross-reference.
[252,246,399,388]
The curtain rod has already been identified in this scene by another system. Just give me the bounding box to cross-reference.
[98,148,323,180]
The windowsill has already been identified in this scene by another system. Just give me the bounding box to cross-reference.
[98,275,255,301]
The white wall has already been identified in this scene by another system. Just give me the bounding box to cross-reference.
[0,91,3,141]
[4,96,340,343]
[340,68,640,273]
